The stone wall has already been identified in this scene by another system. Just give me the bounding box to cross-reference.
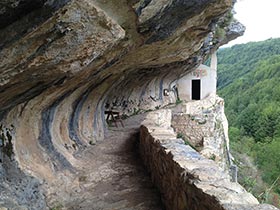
[139,110,279,210]
[171,94,230,169]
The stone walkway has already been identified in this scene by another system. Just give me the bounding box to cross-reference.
[64,114,164,210]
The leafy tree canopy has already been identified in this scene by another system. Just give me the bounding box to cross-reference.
[218,38,280,202]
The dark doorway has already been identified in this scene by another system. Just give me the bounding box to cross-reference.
[192,79,201,100]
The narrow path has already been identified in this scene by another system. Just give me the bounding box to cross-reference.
[65,114,164,210]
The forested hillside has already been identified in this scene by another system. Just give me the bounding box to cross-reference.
[217,38,280,207]
[218,38,280,89]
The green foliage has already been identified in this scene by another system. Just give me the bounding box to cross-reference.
[230,135,255,155]
[213,11,234,43]
[218,38,280,205]
[144,109,153,113]
[176,133,184,139]
[209,154,216,161]
[228,127,241,141]
[218,10,234,29]
[176,132,198,150]
[121,113,129,120]
[132,108,142,115]
[214,27,226,41]
[50,204,63,210]
[218,38,280,89]
[176,99,182,105]
[255,140,280,193]
[243,176,257,193]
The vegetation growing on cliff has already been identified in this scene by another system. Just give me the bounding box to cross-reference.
[217,38,280,207]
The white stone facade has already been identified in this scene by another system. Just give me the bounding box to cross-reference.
[177,52,217,101]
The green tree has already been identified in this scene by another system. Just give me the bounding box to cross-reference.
[217,38,280,203]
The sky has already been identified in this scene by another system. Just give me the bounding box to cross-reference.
[225,0,280,47]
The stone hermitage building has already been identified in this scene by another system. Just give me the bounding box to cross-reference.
[177,52,217,101]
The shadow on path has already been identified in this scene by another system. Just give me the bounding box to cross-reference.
[66,114,164,210]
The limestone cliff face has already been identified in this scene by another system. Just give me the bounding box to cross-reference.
[0,0,244,208]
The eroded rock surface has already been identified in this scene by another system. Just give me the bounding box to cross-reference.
[0,157,46,210]
[0,0,248,209]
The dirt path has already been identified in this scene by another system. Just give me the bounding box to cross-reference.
[65,114,164,210]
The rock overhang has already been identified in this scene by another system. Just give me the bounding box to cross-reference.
[0,0,245,179]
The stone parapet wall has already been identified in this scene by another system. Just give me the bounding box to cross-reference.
[139,110,279,210]
[172,94,230,170]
